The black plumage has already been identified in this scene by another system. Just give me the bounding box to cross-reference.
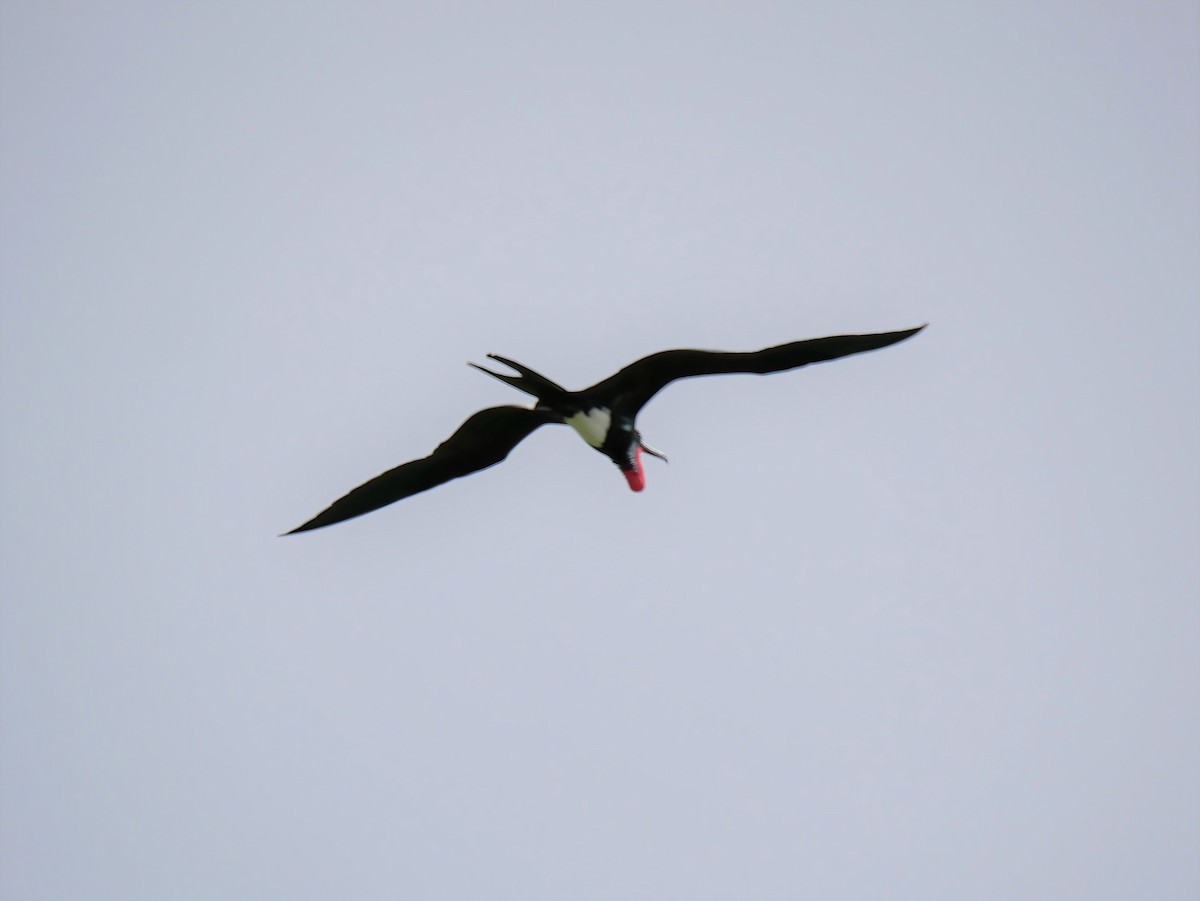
[284,325,923,534]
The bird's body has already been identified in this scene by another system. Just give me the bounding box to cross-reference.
[284,326,924,534]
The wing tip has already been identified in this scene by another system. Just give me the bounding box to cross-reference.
[280,511,338,535]
[884,323,927,344]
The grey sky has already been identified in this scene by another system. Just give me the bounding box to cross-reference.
[2,2,1197,899]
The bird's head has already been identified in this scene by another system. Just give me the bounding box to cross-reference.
[610,431,668,492]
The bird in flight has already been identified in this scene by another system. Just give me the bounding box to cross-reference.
[283,325,924,534]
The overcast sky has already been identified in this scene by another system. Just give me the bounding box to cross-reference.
[2,2,1197,899]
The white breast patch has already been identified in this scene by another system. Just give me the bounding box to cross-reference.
[565,408,612,448]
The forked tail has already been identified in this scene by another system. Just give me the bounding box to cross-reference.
[468,354,570,404]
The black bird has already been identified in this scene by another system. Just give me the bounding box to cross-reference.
[284,325,924,534]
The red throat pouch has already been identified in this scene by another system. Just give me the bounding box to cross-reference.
[623,447,646,492]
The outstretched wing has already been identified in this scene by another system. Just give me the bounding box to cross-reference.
[284,405,560,534]
[585,325,926,415]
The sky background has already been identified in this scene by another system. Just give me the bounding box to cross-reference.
[2,2,1197,899]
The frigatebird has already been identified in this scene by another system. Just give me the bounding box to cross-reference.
[284,325,924,533]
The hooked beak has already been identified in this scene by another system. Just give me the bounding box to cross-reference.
[640,440,669,464]
[622,440,669,493]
